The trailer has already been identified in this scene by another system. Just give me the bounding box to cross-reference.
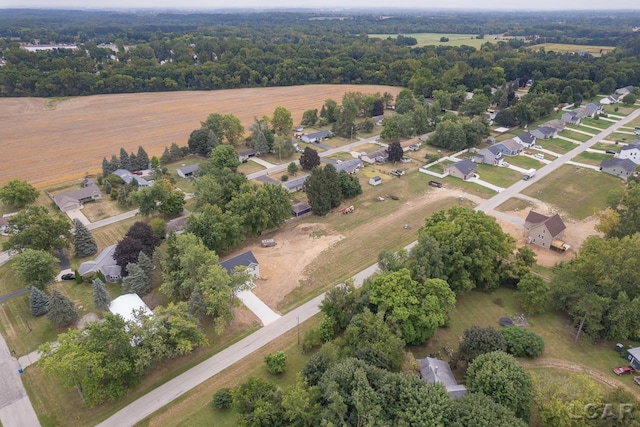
[261,239,276,248]
[522,169,536,181]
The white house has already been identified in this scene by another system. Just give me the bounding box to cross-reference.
[369,176,382,186]
[617,140,640,164]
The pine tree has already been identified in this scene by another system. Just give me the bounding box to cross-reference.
[137,146,150,170]
[137,251,154,277]
[47,291,79,327]
[92,278,111,311]
[102,157,110,177]
[120,148,131,171]
[129,152,138,170]
[122,263,150,296]
[104,180,112,194]
[109,154,121,172]
[188,285,207,318]
[73,219,98,258]
[30,286,50,316]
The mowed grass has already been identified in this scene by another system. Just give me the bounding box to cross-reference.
[495,197,534,213]
[537,137,576,154]
[527,43,615,57]
[368,33,489,48]
[476,164,522,187]
[507,155,543,169]
[592,142,619,152]
[441,175,497,198]
[609,132,637,143]
[572,151,610,166]
[580,118,613,130]
[522,165,623,220]
[560,129,592,142]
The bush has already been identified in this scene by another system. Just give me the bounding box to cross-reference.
[212,388,233,409]
[302,327,323,353]
[493,297,503,306]
[281,174,288,182]
[501,326,545,358]
[264,350,287,375]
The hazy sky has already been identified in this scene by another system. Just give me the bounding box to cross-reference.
[2,0,638,10]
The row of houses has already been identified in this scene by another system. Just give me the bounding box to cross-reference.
[600,139,640,181]
[601,85,635,105]
[561,102,604,125]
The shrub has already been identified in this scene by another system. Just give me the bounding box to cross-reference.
[501,326,545,358]
[264,350,287,375]
[493,297,503,306]
[212,388,233,409]
[281,174,288,182]
[302,326,323,353]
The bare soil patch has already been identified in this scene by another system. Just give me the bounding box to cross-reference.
[0,85,401,188]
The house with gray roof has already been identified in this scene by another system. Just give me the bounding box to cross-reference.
[334,159,362,174]
[530,126,558,140]
[617,140,640,164]
[360,148,388,165]
[562,111,581,125]
[282,174,309,192]
[78,244,122,282]
[52,182,102,212]
[600,94,619,105]
[177,164,199,179]
[219,251,259,278]
[300,130,332,143]
[292,202,312,217]
[514,131,536,148]
[616,86,635,96]
[585,102,604,115]
[239,148,256,162]
[525,211,567,250]
[545,119,566,131]
[626,346,640,371]
[473,146,503,166]
[600,158,637,181]
[418,357,467,399]
[113,169,151,187]
[492,138,523,156]
[444,159,477,180]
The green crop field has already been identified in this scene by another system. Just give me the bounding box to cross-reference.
[368,33,491,48]
[527,43,615,57]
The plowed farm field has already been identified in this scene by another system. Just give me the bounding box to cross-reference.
[0,84,401,188]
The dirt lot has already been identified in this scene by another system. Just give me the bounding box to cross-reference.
[0,85,400,188]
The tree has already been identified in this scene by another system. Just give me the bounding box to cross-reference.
[338,171,362,199]
[213,388,233,409]
[188,285,207,318]
[47,290,79,327]
[272,106,293,136]
[301,109,318,126]
[0,179,39,207]
[443,392,528,427]
[359,117,374,133]
[272,134,296,161]
[386,141,404,163]
[622,93,637,105]
[226,182,292,235]
[3,205,71,252]
[264,350,287,375]
[517,273,549,314]
[303,165,342,216]
[466,351,532,421]
[501,327,545,358]
[187,128,219,156]
[92,278,111,311]
[287,162,298,176]
[232,376,283,425]
[30,286,51,316]
[13,248,59,290]
[208,145,240,171]
[136,146,150,170]
[73,219,98,258]
[320,281,358,330]
[122,262,150,296]
[377,249,408,273]
[113,236,143,270]
[120,147,131,171]
[372,99,384,116]
[185,203,244,253]
[202,113,244,144]
[299,146,320,170]
[137,250,154,277]
[458,326,508,363]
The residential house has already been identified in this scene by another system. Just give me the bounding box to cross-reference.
[600,158,637,181]
[52,182,102,212]
[372,115,385,125]
[238,148,256,162]
[400,137,421,151]
[444,159,477,180]
[78,244,122,282]
[585,102,604,116]
[369,176,382,186]
[492,138,523,156]
[165,214,189,237]
[360,148,388,165]
[418,357,467,399]
[109,293,153,324]
[616,86,635,96]
[626,347,640,371]
[514,131,536,148]
[112,169,151,187]
[561,111,581,125]
[292,202,312,217]
[530,126,558,140]
[544,119,566,131]
[600,94,619,105]
[473,146,503,166]
[282,174,309,193]
[177,164,199,179]
[574,107,595,119]
[219,251,260,278]
[617,140,640,164]
[525,211,567,250]
[300,130,332,143]
[334,159,362,174]
[0,212,17,234]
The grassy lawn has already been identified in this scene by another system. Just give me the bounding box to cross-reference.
[440,176,497,198]
[580,118,613,130]
[328,152,357,161]
[495,197,534,213]
[237,160,265,175]
[537,137,576,154]
[522,165,623,220]
[526,43,614,57]
[368,32,490,48]
[529,112,563,128]
[476,164,522,187]
[260,152,299,166]
[609,132,637,144]
[591,142,619,152]
[572,151,610,166]
[507,155,543,169]
[560,129,592,142]
[604,105,636,116]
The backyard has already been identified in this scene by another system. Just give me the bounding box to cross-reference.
[476,164,522,187]
[536,137,577,154]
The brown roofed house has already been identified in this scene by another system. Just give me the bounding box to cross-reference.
[525,210,568,250]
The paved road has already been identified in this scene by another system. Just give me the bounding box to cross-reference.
[86,209,139,230]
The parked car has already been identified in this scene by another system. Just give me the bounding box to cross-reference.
[131,170,143,175]
[606,150,616,155]
[614,366,635,375]
[501,162,511,167]
[61,273,75,281]
[534,153,545,160]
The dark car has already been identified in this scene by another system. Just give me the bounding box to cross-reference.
[614,366,635,375]
[61,273,75,281]
[605,150,616,155]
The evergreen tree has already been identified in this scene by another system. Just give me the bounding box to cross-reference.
[137,251,154,277]
[73,219,98,258]
[387,141,404,162]
[104,180,112,195]
[188,285,207,318]
[109,154,121,174]
[129,152,138,170]
[92,278,111,311]
[30,286,50,316]
[102,157,110,177]
[122,262,150,296]
[47,291,79,327]
[161,147,172,164]
[120,148,131,171]
[136,146,150,169]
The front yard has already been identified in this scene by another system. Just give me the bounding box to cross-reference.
[476,164,523,187]
[572,151,610,166]
[536,137,576,154]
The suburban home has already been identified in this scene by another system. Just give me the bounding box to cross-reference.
[112,169,151,187]
[492,138,523,156]
[52,182,102,213]
[292,202,312,217]
[525,211,568,250]
[282,174,309,193]
[530,126,558,140]
[300,130,332,143]
[78,244,122,282]
[334,158,362,174]
[372,114,385,125]
[109,293,153,324]
[360,148,388,165]
[177,164,199,179]
[219,250,260,278]
[444,159,477,180]
[574,107,595,119]
[626,347,640,371]
[561,111,581,125]
[238,148,256,162]
[473,146,503,166]
[400,137,421,151]
[616,140,640,164]
[585,102,604,115]
[616,86,635,96]
[369,176,382,186]
[544,119,566,131]
[600,158,637,180]
[417,357,467,399]
[165,214,189,237]
[514,131,536,148]
[600,94,619,105]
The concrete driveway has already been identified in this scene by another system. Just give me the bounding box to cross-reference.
[65,208,90,226]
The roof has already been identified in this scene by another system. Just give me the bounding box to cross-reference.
[52,185,101,210]
[544,119,566,131]
[282,174,309,190]
[109,293,152,323]
[364,148,388,159]
[303,130,331,140]
[601,158,637,172]
[516,131,535,145]
[238,148,255,156]
[177,164,199,175]
[449,159,477,175]
[418,357,467,399]
[219,251,259,274]
[334,159,362,174]
[165,215,189,233]
[113,169,150,187]
[370,176,381,181]
[544,214,567,237]
[628,346,640,361]
[535,126,557,136]
[525,210,550,225]
[495,138,522,152]
[400,137,421,148]
[292,202,312,214]
[585,102,602,110]
[78,244,121,277]
[620,140,640,152]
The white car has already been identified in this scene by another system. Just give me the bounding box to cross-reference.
[534,153,545,160]
[501,162,510,167]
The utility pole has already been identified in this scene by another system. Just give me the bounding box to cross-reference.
[297,316,300,346]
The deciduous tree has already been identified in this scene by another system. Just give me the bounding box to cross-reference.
[188,128,219,156]
[3,205,71,252]
[186,203,243,253]
[517,273,549,314]
[13,248,59,290]
[264,350,287,375]
[501,326,545,358]
[458,325,507,363]
[0,179,40,207]
[387,141,404,162]
[443,391,528,427]
[299,146,320,170]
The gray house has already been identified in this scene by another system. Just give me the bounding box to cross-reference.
[492,138,523,156]
[113,169,151,187]
[52,183,102,212]
[78,244,122,282]
[617,140,640,164]
[177,164,199,179]
[334,159,362,174]
[292,202,312,217]
[530,126,558,140]
[584,102,604,115]
[282,174,309,193]
[444,159,477,180]
[515,131,536,148]
[360,148,388,165]
[219,251,260,278]
[525,211,567,250]
[561,111,581,125]
[418,357,467,399]
[626,347,640,371]
[600,158,637,181]
[473,146,503,165]
[300,130,332,143]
